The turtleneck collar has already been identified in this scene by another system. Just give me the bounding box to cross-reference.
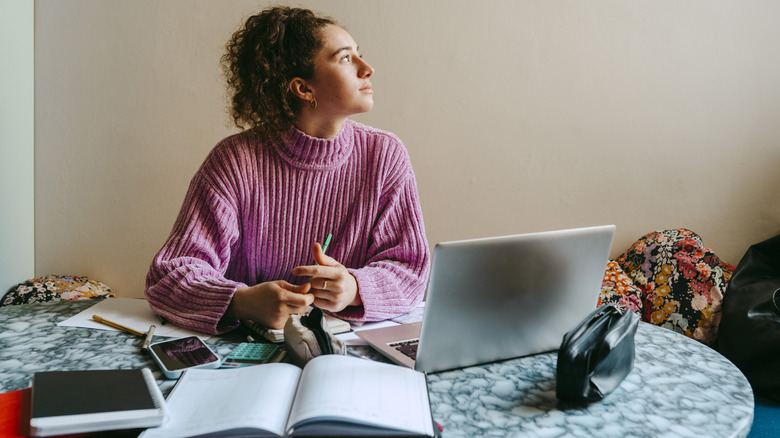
[273,119,354,171]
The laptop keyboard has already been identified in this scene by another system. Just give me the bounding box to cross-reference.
[389,339,419,360]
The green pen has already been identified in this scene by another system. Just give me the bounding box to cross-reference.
[307,233,332,284]
[321,233,332,256]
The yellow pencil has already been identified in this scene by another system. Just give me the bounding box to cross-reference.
[92,314,146,337]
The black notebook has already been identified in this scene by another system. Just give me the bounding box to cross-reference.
[29,368,167,437]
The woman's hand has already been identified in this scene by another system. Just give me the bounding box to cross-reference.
[227,280,314,329]
[291,243,362,313]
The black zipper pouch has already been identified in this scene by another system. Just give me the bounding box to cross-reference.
[556,304,640,403]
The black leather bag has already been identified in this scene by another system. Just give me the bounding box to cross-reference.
[556,305,640,403]
[717,234,780,401]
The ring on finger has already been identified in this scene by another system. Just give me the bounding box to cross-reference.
[323,280,328,290]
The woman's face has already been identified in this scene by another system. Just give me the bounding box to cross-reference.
[307,24,374,118]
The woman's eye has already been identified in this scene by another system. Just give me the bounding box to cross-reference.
[341,54,351,62]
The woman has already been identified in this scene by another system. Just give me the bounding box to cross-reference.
[145,7,430,335]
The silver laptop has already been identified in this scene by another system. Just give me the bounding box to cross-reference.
[356,225,615,373]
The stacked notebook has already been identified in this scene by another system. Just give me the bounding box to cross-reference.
[28,368,167,437]
[244,313,351,343]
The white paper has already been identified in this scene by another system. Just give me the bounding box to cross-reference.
[58,297,209,339]
[389,304,425,325]
[338,320,399,343]
[337,302,425,343]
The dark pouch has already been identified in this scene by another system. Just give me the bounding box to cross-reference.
[284,307,346,367]
[301,307,333,355]
[556,304,640,403]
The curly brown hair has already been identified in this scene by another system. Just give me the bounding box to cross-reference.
[221,7,336,142]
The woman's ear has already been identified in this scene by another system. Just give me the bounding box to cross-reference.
[289,78,313,102]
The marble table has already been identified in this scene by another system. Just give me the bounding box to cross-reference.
[0,300,754,437]
[424,322,754,437]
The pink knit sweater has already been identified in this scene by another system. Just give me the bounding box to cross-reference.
[145,119,430,334]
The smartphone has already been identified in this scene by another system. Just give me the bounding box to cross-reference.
[148,336,221,379]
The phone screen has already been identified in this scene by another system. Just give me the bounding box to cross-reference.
[150,336,219,371]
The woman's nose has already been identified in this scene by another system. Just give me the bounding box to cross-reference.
[359,59,374,78]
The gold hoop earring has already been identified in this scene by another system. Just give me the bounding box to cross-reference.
[309,98,317,109]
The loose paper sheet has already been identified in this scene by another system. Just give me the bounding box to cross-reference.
[58,297,209,339]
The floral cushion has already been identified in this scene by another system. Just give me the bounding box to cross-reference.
[598,260,644,314]
[2,275,114,306]
[601,229,734,346]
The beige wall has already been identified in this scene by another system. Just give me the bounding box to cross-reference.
[35,0,780,297]
[1,1,35,291]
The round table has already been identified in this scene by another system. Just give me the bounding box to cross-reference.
[423,322,754,437]
[0,300,755,437]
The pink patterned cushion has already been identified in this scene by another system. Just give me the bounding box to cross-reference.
[610,229,734,346]
[598,260,644,314]
[2,275,114,306]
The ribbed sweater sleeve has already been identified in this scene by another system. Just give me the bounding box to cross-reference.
[145,119,430,334]
[338,161,429,322]
[145,161,247,334]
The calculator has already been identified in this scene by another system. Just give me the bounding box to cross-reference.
[219,343,285,368]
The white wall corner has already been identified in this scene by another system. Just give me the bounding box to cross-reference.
[0,0,35,291]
